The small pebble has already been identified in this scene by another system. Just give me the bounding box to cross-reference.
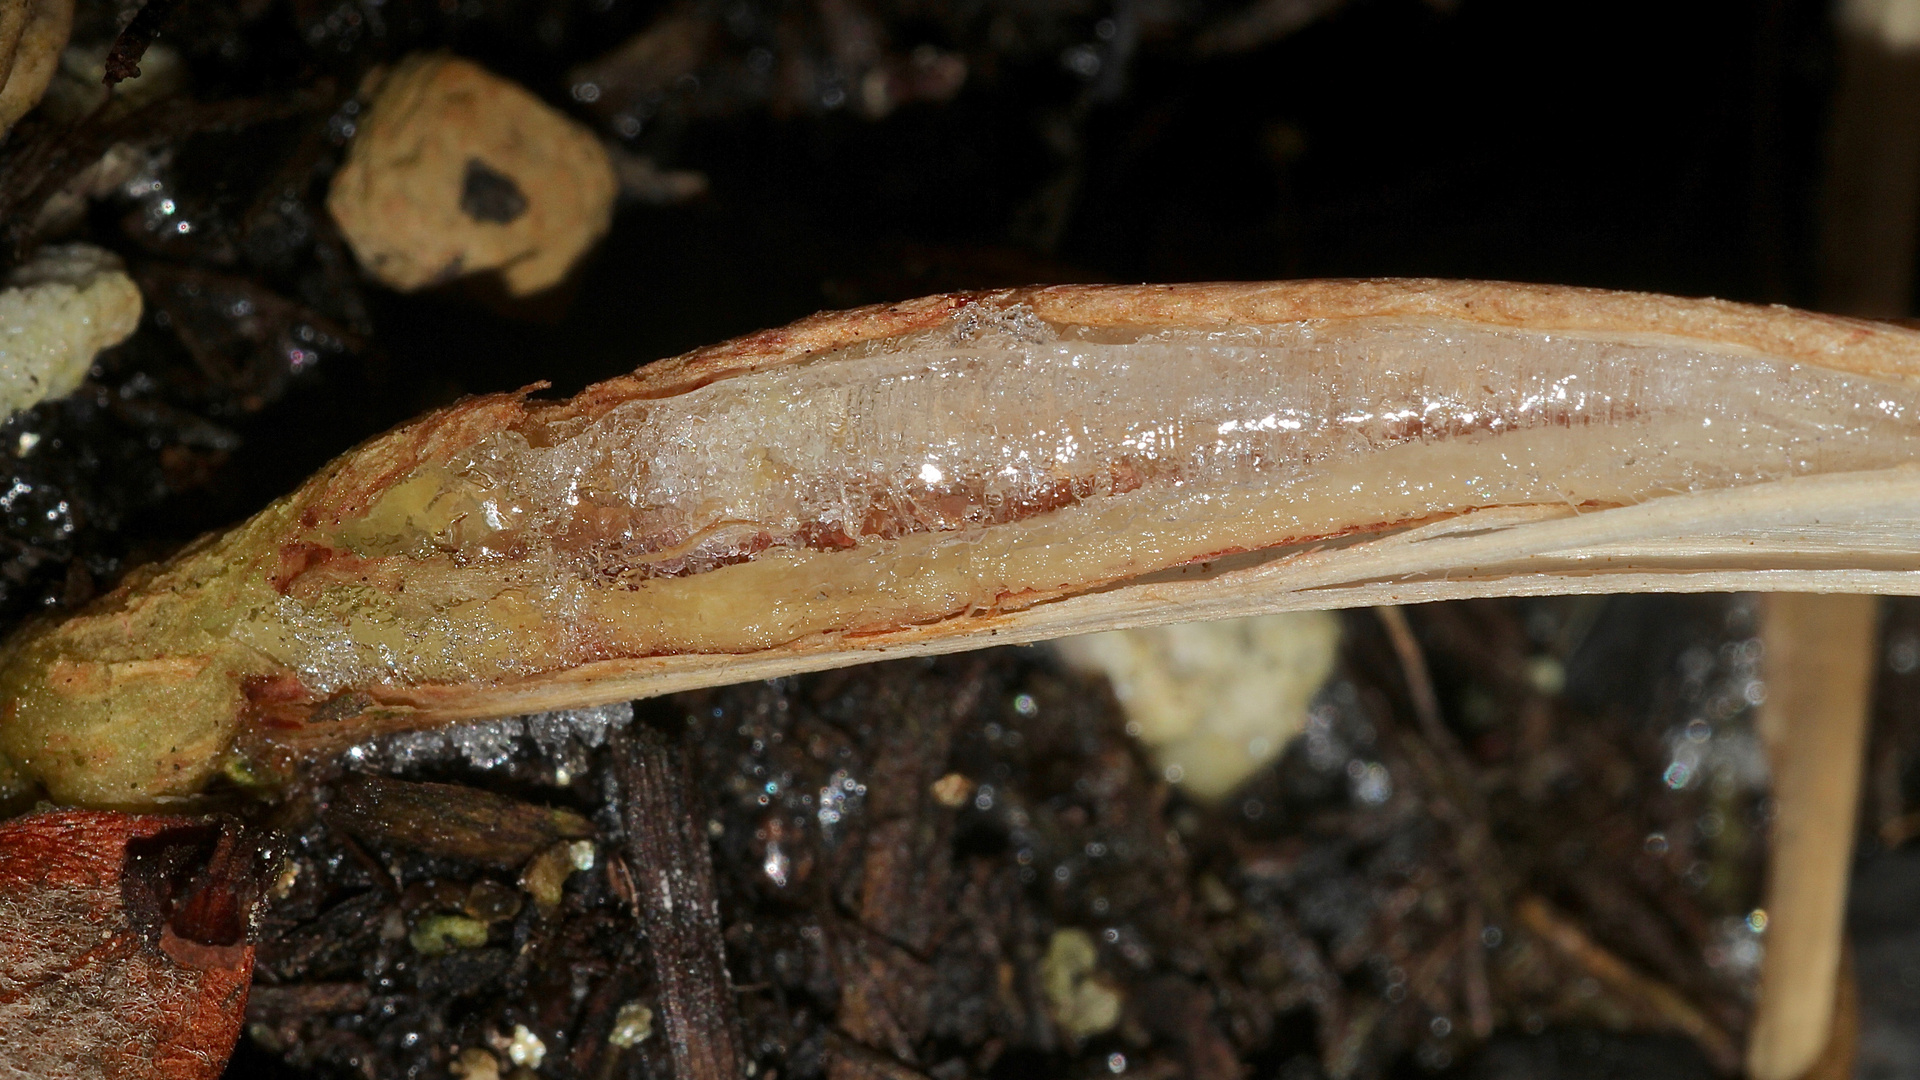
[464,879,524,923]
[1040,928,1123,1040]
[409,913,490,955]
[520,841,583,912]
[327,53,617,297]
[607,1001,654,1048]
[450,1047,501,1080]
[930,772,973,808]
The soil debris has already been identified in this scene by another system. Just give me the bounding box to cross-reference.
[232,607,1772,1079]
[0,1,1902,1077]
[102,0,181,86]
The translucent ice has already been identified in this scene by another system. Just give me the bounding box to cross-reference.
[415,318,1920,582]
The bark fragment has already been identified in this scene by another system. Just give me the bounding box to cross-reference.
[614,719,744,1080]
[0,811,256,1080]
[325,774,592,869]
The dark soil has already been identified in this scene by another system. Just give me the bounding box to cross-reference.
[228,596,1776,1080]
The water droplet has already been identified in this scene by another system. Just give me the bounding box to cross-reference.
[763,843,790,887]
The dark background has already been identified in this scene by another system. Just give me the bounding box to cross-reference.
[394,0,1839,397]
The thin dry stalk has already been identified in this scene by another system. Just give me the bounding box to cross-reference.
[1746,594,1878,1080]
[1786,946,1861,1080]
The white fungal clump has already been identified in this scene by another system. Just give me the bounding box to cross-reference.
[1057,611,1341,801]
[0,243,142,419]
[501,1025,545,1069]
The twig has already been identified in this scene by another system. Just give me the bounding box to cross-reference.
[1515,895,1739,1072]
[1192,0,1352,55]
[104,0,185,85]
[1371,606,1520,1056]
[1747,594,1878,1080]
[1374,606,1467,771]
[1373,605,1506,928]
[613,720,743,1080]
[1459,899,1493,1040]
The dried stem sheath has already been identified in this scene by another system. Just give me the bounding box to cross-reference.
[7,279,1920,806]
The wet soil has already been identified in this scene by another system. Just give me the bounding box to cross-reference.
[228,595,1776,1080]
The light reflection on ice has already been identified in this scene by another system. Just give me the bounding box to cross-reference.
[817,768,866,826]
[338,702,631,776]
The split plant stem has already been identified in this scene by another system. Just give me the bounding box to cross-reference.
[8,280,1920,807]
